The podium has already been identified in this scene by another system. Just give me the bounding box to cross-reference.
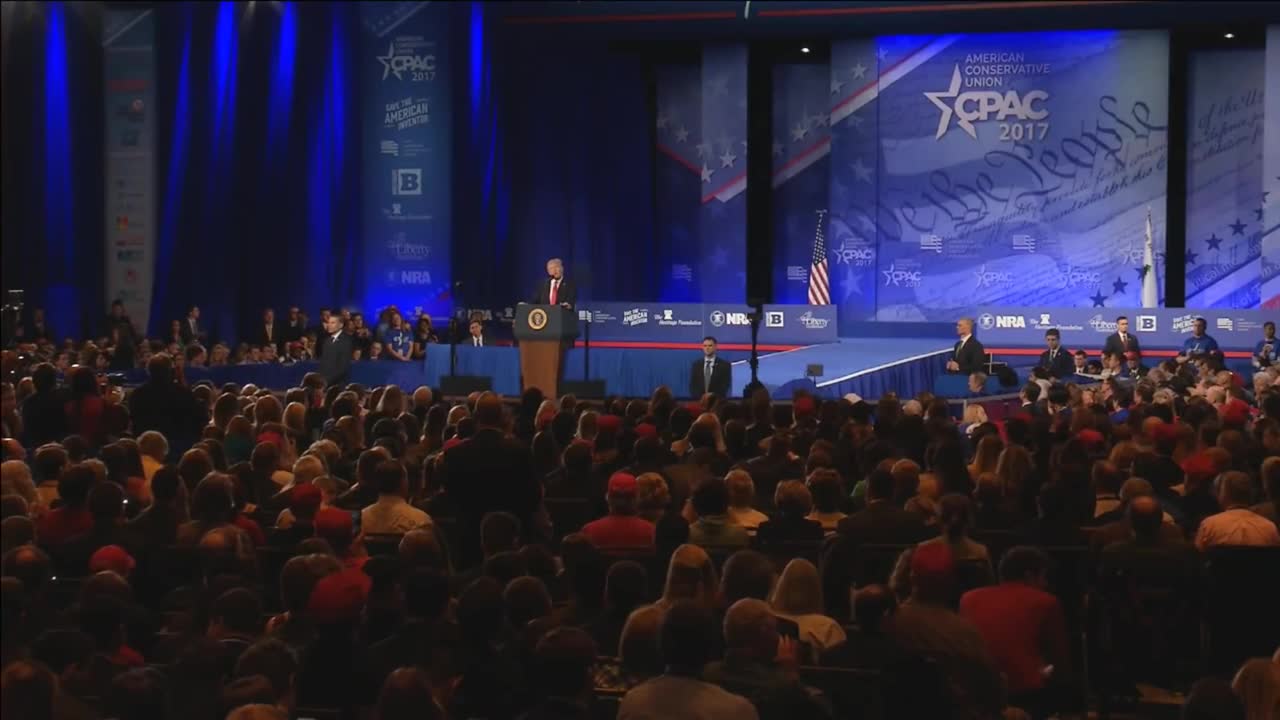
[515,304,579,398]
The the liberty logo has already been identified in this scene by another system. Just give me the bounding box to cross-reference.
[1089,315,1118,333]
[797,312,829,330]
[925,65,1049,140]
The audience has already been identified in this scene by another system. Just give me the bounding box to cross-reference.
[0,335,1277,720]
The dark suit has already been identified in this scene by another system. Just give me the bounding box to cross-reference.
[1103,332,1140,358]
[465,333,492,348]
[835,500,936,546]
[1037,347,1075,378]
[179,317,202,345]
[254,323,281,353]
[441,428,539,566]
[690,356,732,398]
[283,319,305,344]
[318,331,353,386]
[951,336,987,374]
[532,277,577,308]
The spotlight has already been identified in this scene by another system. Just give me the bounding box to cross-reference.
[800,46,810,54]
[1224,32,1234,39]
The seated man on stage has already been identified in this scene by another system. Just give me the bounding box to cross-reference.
[531,257,576,309]
[1036,328,1075,379]
[946,317,986,374]
[1177,317,1219,363]
[1071,350,1089,377]
[968,372,988,396]
[467,319,491,348]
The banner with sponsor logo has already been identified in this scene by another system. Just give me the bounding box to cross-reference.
[103,9,156,333]
[1185,49,1266,309]
[573,302,837,346]
[361,2,451,317]
[821,30,1170,323]
[1263,26,1280,310]
[972,306,1271,352]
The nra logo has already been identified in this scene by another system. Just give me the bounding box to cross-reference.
[708,311,751,327]
[978,313,1025,330]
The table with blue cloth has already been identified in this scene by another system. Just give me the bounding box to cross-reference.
[147,343,702,398]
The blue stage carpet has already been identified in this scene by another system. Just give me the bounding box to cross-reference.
[143,338,951,400]
[736,338,951,400]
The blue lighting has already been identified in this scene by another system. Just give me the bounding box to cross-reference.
[306,5,349,310]
[211,1,238,149]
[155,7,193,335]
[469,2,484,121]
[43,1,77,333]
[267,1,297,156]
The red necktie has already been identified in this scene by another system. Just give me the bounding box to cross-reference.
[549,280,558,305]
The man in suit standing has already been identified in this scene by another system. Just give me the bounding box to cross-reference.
[1037,329,1075,379]
[1103,316,1140,359]
[689,336,731,399]
[255,308,281,354]
[441,392,539,566]
[283,306,306,346]
[947,317,986,374]
[180,305,204,346]
[318,314,353,387]
[532,258,576,309]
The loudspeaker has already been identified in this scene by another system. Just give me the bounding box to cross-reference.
[440,375,492,396]
[560,380,607,399]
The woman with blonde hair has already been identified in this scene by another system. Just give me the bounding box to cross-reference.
[1232,657,1280,720]
[770,558,847,652]
[576,411,599,445]
[967,433,1003,484]
[671,412,727,457]
[377,385,406,417]
[283,402,308,447]
[960,404,988,436]
[655,544,718,610]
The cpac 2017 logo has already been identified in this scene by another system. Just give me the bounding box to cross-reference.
[973,265,1013,289]
[925,65,1049,140]
[377,42,436,81]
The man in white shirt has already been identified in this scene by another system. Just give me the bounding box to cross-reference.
[1196,471,1280,550]
[619,601,759,720]
[361,459,432,535]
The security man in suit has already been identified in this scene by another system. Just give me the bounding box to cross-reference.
[690,336,732,398]
[1037,328,1075,379]
[947,317,987,374]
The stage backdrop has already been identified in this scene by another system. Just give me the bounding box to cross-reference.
[1264,25,1280,310]
[360,2,451,319]
[1185,49,1266,309]
[103,9,156,334]
[810,30,1171,332]
[972,306,1272,352]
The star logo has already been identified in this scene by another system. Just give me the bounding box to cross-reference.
[695,142,713,159]
[700,164,714,183]
[849,62,868,80]
[376,43,400,80]
[1205,233,1223,251]
[674,126,689,143]
[719,148,738,169]
[830,77,845,95]
[1089,290,1108,308]
[924,66,973,140]
[791,121,809,142]
[1112,277,1128,295]
[1186,250,1198,265]
[850,157,872,184]
[1229,218,1246,235]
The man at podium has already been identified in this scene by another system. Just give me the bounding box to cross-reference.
[531,257,576,309]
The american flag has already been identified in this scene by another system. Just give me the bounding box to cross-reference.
[808,209,831,305]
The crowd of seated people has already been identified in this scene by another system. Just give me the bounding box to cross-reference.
[5,301,452,379]
[0,335,1279,720]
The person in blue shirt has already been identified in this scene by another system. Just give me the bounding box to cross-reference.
[1255,321,1277,369]
[383,310,414,362]
[1177,317,1219,363]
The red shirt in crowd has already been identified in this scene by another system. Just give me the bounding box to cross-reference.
[232,514,266,546]
[958,581,1069,694]
[36,507,94,547]
[580,515,656,552]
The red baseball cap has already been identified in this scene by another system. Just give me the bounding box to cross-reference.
[596,414,622,432]
[1076,429,1105,450]
[290,484,322,513]
[306,569,367,624]
[89,545,135,575]
[1181,452,1217,483]
[1219,399,1250,427]
[910,542,955,579]
[607,472,638,495]
[314,507,353,543]
[633,423,658,441]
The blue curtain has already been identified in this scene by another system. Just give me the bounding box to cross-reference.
[453,3,659,310]
[153,2,362,341]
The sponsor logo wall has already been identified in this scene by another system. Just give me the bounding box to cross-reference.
[361,2,451,317]
[103,9,156,332]
[571,303,836,345]
[974,306,1271,351]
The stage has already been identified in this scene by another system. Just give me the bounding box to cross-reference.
[132,337,952,401]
